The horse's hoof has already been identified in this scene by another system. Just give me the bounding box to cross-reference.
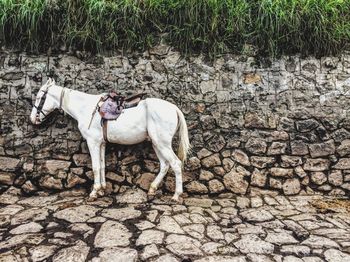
[87,196,97,202]
[97,190,105,197]
[148,190,156,196]
[148,186,157,196]
[171,195,182,203]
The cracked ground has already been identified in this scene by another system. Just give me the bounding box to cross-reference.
[0,187,350,262]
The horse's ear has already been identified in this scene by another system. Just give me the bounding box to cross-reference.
[47,78,52,85]
[52,78,56,85]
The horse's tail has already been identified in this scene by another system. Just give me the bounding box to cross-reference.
[176,108,191,163]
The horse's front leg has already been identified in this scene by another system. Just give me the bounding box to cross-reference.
[98,142,106,196]
[87,140,102,200]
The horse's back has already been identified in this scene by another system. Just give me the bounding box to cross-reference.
[105,97,178,145]
[106,100,148,144]
[145,98,178,119]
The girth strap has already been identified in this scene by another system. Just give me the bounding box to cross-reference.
[102,120,109,143]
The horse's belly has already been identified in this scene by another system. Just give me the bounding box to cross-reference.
[106,104,148,144]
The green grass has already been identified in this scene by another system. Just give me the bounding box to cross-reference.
[1,0,350,57]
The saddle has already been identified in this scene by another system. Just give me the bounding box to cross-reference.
[89,92,146,142]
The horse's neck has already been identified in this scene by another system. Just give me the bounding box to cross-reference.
[59,86,100,121]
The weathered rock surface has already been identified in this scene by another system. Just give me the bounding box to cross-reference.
[1,193,350,261]
[96,247,138,262]
[29,245,58,262]
[0,157,20,171]
[101,207,141,221]
[324,248,350,262]
[52,242,89,262]
[240,209,274,222]
[304,159,330,171]
[41,160,71,174]
[232,150,250,166]
[223,170,249,194]
[54,205,99,223]
[166,234,203,256]
[309,140,335,158]
[115,189,147,204]
[136,229,165,246]
[40,176,63,190]
[334,158,350,169]
[94,221,132,248]
[234,234,274,254]
[337,140,350,156]
[0,172,16,185]
[201,154,221,168]
[10,221,43,234]
[245,138,267,154]
[283,178,301,195]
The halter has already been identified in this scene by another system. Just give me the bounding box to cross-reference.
[33,83,66,123]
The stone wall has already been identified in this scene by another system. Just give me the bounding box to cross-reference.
[1,46,350,197]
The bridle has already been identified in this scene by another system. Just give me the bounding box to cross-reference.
[33,83,66,123]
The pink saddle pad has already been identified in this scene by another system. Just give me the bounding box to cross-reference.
[99,97,124,120]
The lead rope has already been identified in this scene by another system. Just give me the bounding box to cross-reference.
[88,97,103,129]
[59,88,66,111]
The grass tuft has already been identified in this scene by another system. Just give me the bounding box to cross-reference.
[0,0,350,57]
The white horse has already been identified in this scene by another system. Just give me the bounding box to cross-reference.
[30,78,190,202]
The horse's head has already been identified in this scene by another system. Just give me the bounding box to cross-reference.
[30,78,59,125]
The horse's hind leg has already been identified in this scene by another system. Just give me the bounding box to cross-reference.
[148,146,169,196]
[157,146,183,202]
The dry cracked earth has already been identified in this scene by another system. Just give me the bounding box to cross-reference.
[0,187,350,262]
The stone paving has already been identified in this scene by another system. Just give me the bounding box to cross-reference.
[0,187,350,262]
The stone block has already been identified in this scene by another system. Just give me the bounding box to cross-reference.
[333,158,350,170]
[328,170,343,186]
[303,158,330,171]
[308,140,335,158]
[199,170,214,181]
[232,149,250,166]
[223,170,248,194]
[0,157,20,171]
[201,154,221,168]
[267,142,287,155]
[310,172,327,185]
[40,176,63,190]
[72,154,91,168]
[295,119,319,132]
[250,156,275,168]
[135,173,155,191]
[186,157,201,171]
[270,168,293,177]
[291,141,309,156]
[281,156,302,167]
[337,140,350,156]
[208,179,225,193]
[66,173,86,188]
[0,172,16,185]
[283,178,301,195]
[185,181,208,194]
[40,160,71,175]
[251,169,267,187]
[245,138,267,154]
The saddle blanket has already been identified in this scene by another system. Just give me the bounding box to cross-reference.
[98,92,146,121]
